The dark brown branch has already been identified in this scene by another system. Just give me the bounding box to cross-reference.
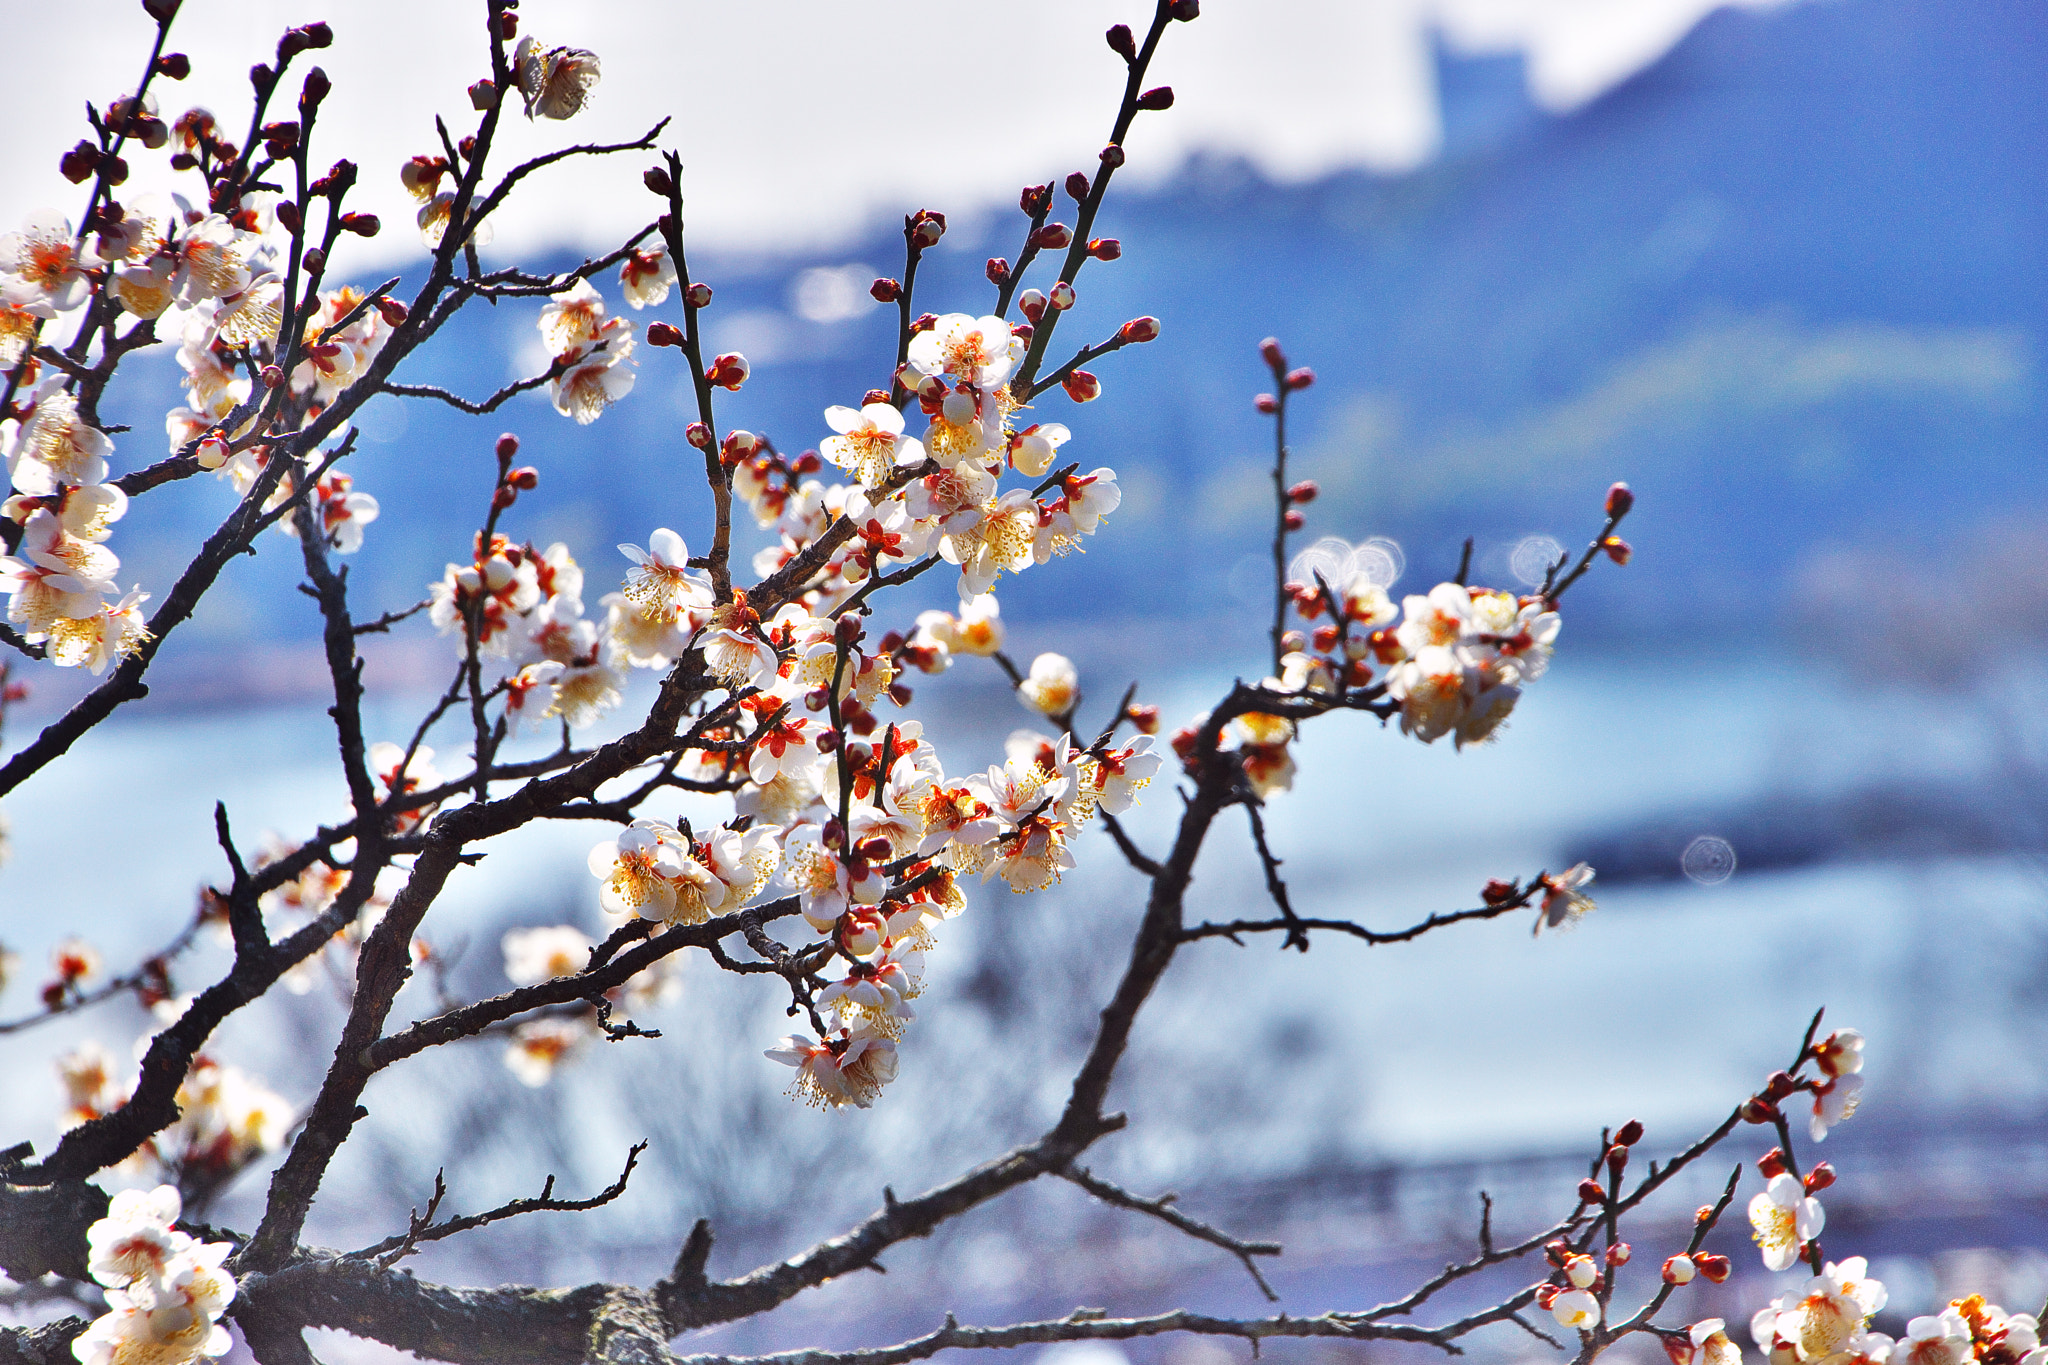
[1053,1164,1281,1301]
[350,1142,648,1265]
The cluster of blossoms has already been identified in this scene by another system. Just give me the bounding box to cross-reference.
[73,1187,237,1365]
[496,923,680,1085]
[57,1035,290,1187]
[578,617,1160,1104]
[536,278,637,424]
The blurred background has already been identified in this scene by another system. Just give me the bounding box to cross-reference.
[3,1,2046,1363]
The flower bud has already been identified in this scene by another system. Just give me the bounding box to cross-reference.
[1105,22,1136,59]
[1088,237,1123,262]
[194,432,230,469]
[1803,1162,1835,1193]
[1099,143,1126,169]
[1032,222,1073,251]
[722,430,761,463]
[1535,1284,1560,1310]
[375,297,408,325]
[299,66,331,114]
[1481,878,1517,905]
[645,321,683,347]
[492,485,518,510]
[910,312,938,333]
[1286,479,1317,503]
[1602,536,1633,565]
[1285,366,1315,391]
[1606,481,1634,517]
[644,165,675,197]
[1119,315,1160,344]
[1280,630,1306,652]
[1739,1095,1780,1124]
[685,422,712,450]
[793,449,823,474]
[1577,1178,1607,1205]
[1018,289,1047,323]
[1259,337,1287,370]
[100,155,128,187]
[1762,1070,1797,1101]
[275,200,302,233]
[1018,182,1053,216]
[806,688,832,714]
[1136,85,1174,111]
[157,52,191,79]
[870,277,902,304]
[339,212,380,237]
[508,466,539,490]
[986,257,1010,286]
[1665,1337,1698,1365]
[707,352,749,390]
[909,209,946,247]
[1169,0,1199,18]
[1695,1205,1714,1224]
[682,281,712,309]
[250,61,273,91]
[1047,281,1075,311]
[835,612,863,645]
[1545,1239,1571,1268]
[1566,1254,1598,1289]
[263,120,299,156]
[1615,1118,1645,1147]
[1607,1242,1631,1266]
[1757,1147,1788,1179]
[468,79,497,111]
[1062,369,1101,403]
[494,432,520,460]
[1695,1254,1732,1284]
[497,10,517,39]
[302,247,325,274]
[1283,509,1305,531]
[1607,1144,1628,1175]
[1127,703,1160,734]
[860,389,892,407]
[259,364,284,388]
[1254,393,1278,414]
[59,142,100,184]
[888,681,913,708]
[1661,1254,1696,1286]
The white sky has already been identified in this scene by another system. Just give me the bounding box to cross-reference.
[4,0,1791,270]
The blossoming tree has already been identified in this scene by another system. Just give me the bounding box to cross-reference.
[0,6,2030,1365]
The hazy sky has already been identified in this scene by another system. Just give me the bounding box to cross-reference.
[6,0,1791,269]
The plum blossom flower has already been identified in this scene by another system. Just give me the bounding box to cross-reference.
[1,509,118,642]
[589,821,690,920]
[1772,1258,1888,1362]
[514,35,602,120]
[505,1017,588,1086]
[0,211,94,311]
[1091,736,1162,815]
[1551,1289,1601,1329]
[906,313,1021,389]
[43,586,150,674]
[74,1185,237,1365]
[765,1025,899,1109]
[818,940,923,1037]
[1895,1313,1973,1365]
[1018,652,1078,717]
[1007,422,1069,478]
[1810,1072,1863,1141]
[1748,1171,1824,1272]
[1535,863,1596,934]
[822,402,924,489]
[4,380,112,492]
[618,249,675,308]
[1687,1319,1743,1365]
[0,275,55,362]
[502,925,594,985]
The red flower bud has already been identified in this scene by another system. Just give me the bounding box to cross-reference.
[986,257,1010,286]
[495,433,520,460]
[1577,1178,1607,1205]
[1804,1162,1835,1193]
[834,613,863,645]
[1283,509,1305,531]
[1285,366,1316,391]
[1545,1239,1571,1268]
[157,52,191,79]
[1696,1254,1732,1284]
[1615,1118,1645,1147]
[508,466,539,490]
[1259,337,1287,370]
[706,352,749,390]
[1661,1254,1696,1286]
[1606,481,1634,517]
[1064,171,1091,202]
[299,66,331,114]
[1762,1070,1797,1101]
[1169,0,1199,18]
[792,450,823,475]
[1088,237,1122,262]
[259,365,284,388]
[645,321,684,347]
[910,312,938,333]
[1048,281,1075,311]
[1481,878,1517,906]
[492,485,518,510]
[860,389,891,407]
[339,212,379,237]
[1607,1242,1631,1266]
[1286,479,1317,503]
[302,247,325,274]
[1019,182,1053,216]
[374,297,408,325]
[722,430,761,463]
[806,688,832,714]
[1032,222,1073,250]
[1607,1144,1629,1174]
[58,142,100,184]
[1127,703,1160,735]
[497,10,517,39]
[1740,1096,1780,1124]
[1105,23,1136,59]
[1254,393,1278,414]
[1062,369,1101,403]
[909,209,946,248]
[1099,143,1126,169]
[644,165,675,197]
[1758,1147,1788,1179]
[685,422,712,450]
[1602,536,1633,565]
[100,155,129,186]
[1136,85,1174,111]
[468,79,497,111]
[1118,316,1160,346]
